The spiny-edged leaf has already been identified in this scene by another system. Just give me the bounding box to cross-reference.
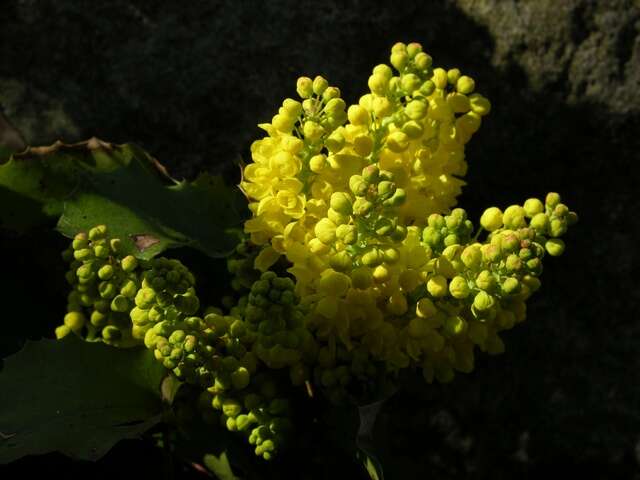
[0,138,246,257]
[0,335,166,463]
[203,452,241,480]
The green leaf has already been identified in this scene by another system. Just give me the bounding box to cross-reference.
[0,336,166,463]
[203,451,241,480]
[0,138,246,258]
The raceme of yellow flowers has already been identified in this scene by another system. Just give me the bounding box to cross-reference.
[240,41,576,385]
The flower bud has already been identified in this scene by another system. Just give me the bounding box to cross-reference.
[456,75,475,94]
[469,94,491,115]
[368,73,388,96]
[480,207,503,231]
[405,100,428,120]
[330,251,353,271]
[309,154,326,173]
[325,131,345,153]
[432,68,448,89]
[449,276,470,299]
[351,267,373,289]
[427,275,447,297]
[420,80,436,96]
[503,205,526,229]
[473,291,495,312]
[122,255,138,273]
[64,311,85,332]
[362,248,384,267]
[523,198,544,217]
[501,277,520,295]
[545,238,565,256]
[348,105,370,126]
[475,270,495,291]
[330,192,353,215]
[353,198,374,216]
[530,213,549,233]
[303,121,325,141]
[296,76,313,99]
[549,218,567,237]
[349,175,368,196]
[390,51,408,71]
[377,180,396,199]
[414,52,432,70]
[400,73,421,94]
[461,245,482,268]
[312,75,329,96]
[402,120,424,138]
[362,164,380,184]
[336,224,357,245]
[444,315,466,337]
[545,192,561,208]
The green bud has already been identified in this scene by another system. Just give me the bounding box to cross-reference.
[505,254,522,271]
[120,279,138,298]
[427,213,445,229]
[383,247,400,264]
[390,51,408,71]
[503,205,526,229]
[475,270,495,291]
[523,198,544,217]
[312,75,329,96]
[447,68,461,84]
[349,175,367,196]
[501,277,520,295]
[549,218,567,237]
[545,238,565,256]
[88,225,108,241]
[111,295,130,313]
[74,248,93,261]
[231,367,250,390]
[329,251,353,272]
[400,73,421,94]
[352,198,373,216]
[405,100,428,120]
[102,325,122,341]
[325,131,345,153]
[64,311,85,332]
[97,264,114,280]
[121,255,138,273]
[480,207,503,231]
[362,249,384,267]
[384,188,407,207]
[72,232,89,250]
[330,192,353,215]
[460,245,481,268]
[99,281,117,299]
[109,238,122,254]
[377,181,396,200]
[456,75,475,94]
[545,192,561,208]
[530,213,550,233]
[449,276,470,299]
[414,52,432,70]
[473,291,495,312]
[420,80,436,96]
[362,165,380,184]
[335,224,357,245]
[422,226,442,247]
[443,315,466,337]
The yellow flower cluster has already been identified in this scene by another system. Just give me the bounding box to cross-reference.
[239,42,573,388]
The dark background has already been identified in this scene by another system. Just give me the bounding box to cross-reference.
[1,0,639,478]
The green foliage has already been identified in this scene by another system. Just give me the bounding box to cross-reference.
[0,336,166,463]
[0,139,245,258]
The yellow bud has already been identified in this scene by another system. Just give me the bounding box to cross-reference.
[325,131,345,153]
[402,120,424,138]
[416,298,437,318]
[426,275,447,297]
[390,51,409,71]
[330,192,353,216]
[447,93,471,113]
[303,121,325,142]
[480,207,503,231]
[368,73,388,95]
[372,64,393,80]
[309,154,327,173]
[448,276,470,299]
[447,68,461,84]
[386,131,409,152]
[348,105,370,126]
[456,75,475,94]
[503,205,526,229]
[524,198,544,217]
[373,265,391,283]
[400,73,421,93]
[443,315,466,337]
[405,100,428,120]
[312,75,329,95]
[372,97,393,117]
[314,218,337,244]
[55,325,72,339]
[469,93,491,116]
[327,208,349,225]
[272,113,294,133]
[432,68,448,89]
[296,76,313,99]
